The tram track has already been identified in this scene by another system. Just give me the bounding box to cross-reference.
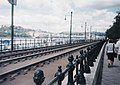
[0,44,88,67]
[0,43,86,61]
[0,42,99,83]
[0,44,73,60]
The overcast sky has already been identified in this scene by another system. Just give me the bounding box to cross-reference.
[0,0,120,33]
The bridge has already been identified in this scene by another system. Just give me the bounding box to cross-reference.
[0,40,119,85]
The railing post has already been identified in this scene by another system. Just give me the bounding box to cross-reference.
[34,39,35,48]
[29,39,31,48]
[1,38,2,52]
[41,39,42,47]
[88,46,94,67]
[74,55,79,84]
[78,50,86,84]
[67,55,75,85]
[92,45,97,62]
[27,39,29,48]
[33,68,45,85]
[83,50,91,73]
[55,66,64,85]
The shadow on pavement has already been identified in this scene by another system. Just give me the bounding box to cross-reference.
[112,65,119,68]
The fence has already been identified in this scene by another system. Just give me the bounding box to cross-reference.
[0,37,86,52]
[33,40,105,85]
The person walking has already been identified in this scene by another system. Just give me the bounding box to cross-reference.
[106,39,115,68]
[115,38,120,60]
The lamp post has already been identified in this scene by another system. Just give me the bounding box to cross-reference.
[94,29,97,40]
[85,22,87,41]
[90,26,92,42]
[70,11,73,44]
[65,11,73,44]
[11,2,14,50]
[8,0,17,50]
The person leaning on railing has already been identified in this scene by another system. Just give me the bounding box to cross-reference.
[115,38,120,60]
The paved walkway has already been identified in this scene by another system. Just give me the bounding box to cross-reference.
[101,47,120,85]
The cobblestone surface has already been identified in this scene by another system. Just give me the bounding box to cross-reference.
[101,47,120,85]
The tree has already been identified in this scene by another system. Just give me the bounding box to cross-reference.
[106,12,120,39]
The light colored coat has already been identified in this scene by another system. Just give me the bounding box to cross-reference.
[115,40,120,55]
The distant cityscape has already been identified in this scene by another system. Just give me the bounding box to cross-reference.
[0,25,105,40]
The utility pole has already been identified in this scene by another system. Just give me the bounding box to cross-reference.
[85,22,87,41]
[70,11,73,44]
[95,29,97,40]
[65,11,73,44]
[8,0,17,50]
[11,2,14,50]
[90,26,92,42]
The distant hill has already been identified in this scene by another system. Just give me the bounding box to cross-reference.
[0,25,33,37]
[0,25,105,38]
[60,31,105,36]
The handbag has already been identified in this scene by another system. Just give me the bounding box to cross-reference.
[118,55,120,61]
[113,44,117,58]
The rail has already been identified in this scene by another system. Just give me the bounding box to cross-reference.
[0,41,99,83]
[0,42,89,66]
[0,42,90,60]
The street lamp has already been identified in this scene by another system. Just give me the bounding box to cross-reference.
[85,22,87,41]
[65,11,73,44]
[8,0,17,50]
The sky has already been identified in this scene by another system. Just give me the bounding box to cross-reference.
[0,0,120,33]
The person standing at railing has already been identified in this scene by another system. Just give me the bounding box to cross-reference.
[106,39,116,68]
[115,38,120,60]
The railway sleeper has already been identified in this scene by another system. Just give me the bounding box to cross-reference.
[28,57,32,60]
[38,54,43,57]
[46,60,51,64]
[65,53,68,56]
[51,58,55,62]
[38,55,42,57]
[64,53,67,57]
[36,55,39,58]
[23,67,32,75]
[2,62,11,67]
[2,58,7,60]
[25,58,28,60]
[40,62,46,67]
[0,73,12,83]
[49,59,52,62]
[55,57,59,60]
[60,55,63,59]
[47,51,51,54]
[13,60,18,64]
[16,55,21,57]
[43,53,47,56]
[0,77,7,83]
[10,56,17,59]
[33,64,40,70]
[62,55,65,58]
[48,58,55,63]
[32,55,37,58]
[21,59,26,62]
[10,72,21,81]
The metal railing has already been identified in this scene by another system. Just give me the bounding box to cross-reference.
[0,37,86,52]
[33,40,105,85]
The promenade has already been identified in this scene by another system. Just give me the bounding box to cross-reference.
[101,47,120,85]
